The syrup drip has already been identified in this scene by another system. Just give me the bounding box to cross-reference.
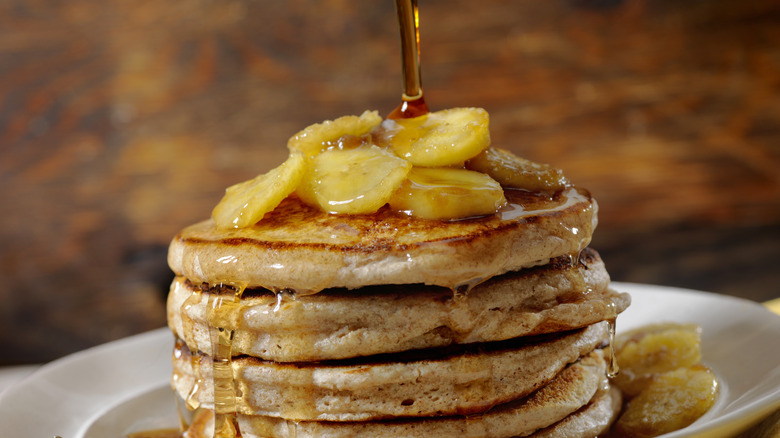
[556,261,590,305]
[568,249,583,268]
[388,0,429,120]
[605,301,620,379]
[388,95,430,119]
[188,356,205,411]
[205,283,247,438]
[452,281,477,297]
[556,245,619,379]
[272,288,297,313]
[178,283,205,411]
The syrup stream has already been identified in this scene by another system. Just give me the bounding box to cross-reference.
[388,0,429,119]
[174,283,246,438]
[395,0,423,100]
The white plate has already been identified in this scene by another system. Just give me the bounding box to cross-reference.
[1,283,779,438]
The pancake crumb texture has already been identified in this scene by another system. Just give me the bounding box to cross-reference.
[168,188,597,293]
[173,324,609,421]
[185,350,612,438]
[168,248,629,362]
[169,217,628,435]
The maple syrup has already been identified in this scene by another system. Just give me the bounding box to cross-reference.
[170,282,247,437]
[388,95,430,119]
[388,0,430,120]
[207,284,247,437]
[178,283,205,411]
[605,301,620,379]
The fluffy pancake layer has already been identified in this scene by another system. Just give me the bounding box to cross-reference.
[168,187,597,293]
[185,349,610,438]
[168,248,629,362]
[167,182,625,436]
[530,385,622,438]
[173,323,608,421]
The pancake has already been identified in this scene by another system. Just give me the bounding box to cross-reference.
[168,187,597,293]
[165,105,627,437]
[185,349,608,438]
[529,384,622,438]
[168,248,629,362]
[172,322,608,421]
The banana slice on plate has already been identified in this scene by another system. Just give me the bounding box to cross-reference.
[380,107,491,167]
[212,153,307,229]
[466,147,568,192]
[389,167,507,220]
[614,365,718,438]
[287,110,383,157]
[612,323,702,397]
[298,144,412,214]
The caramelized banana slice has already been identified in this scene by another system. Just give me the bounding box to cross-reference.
[613,323,702,396]
[382,107,491,167]
[389,167,507,220]
[212,153,306,229]
[466,147,568,192]
[287,110,382,157]
[614,365,718,438]
[298,145,411,214]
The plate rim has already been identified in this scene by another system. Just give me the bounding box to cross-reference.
[611,282,780,437]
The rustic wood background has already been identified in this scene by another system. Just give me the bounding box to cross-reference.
[1,0,778,365]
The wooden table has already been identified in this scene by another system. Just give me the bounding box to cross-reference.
[1,0,778,365]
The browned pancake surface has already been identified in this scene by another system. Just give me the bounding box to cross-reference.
[182,350,610,438]
[171,323,609,421]
[168,187,597,292]
[168,249,630,362]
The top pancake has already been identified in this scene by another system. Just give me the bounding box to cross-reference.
[168,186,597,292]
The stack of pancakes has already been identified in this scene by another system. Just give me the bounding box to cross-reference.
[167,186,629,437]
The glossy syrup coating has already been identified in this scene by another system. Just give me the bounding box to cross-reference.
[170,187,597,293]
